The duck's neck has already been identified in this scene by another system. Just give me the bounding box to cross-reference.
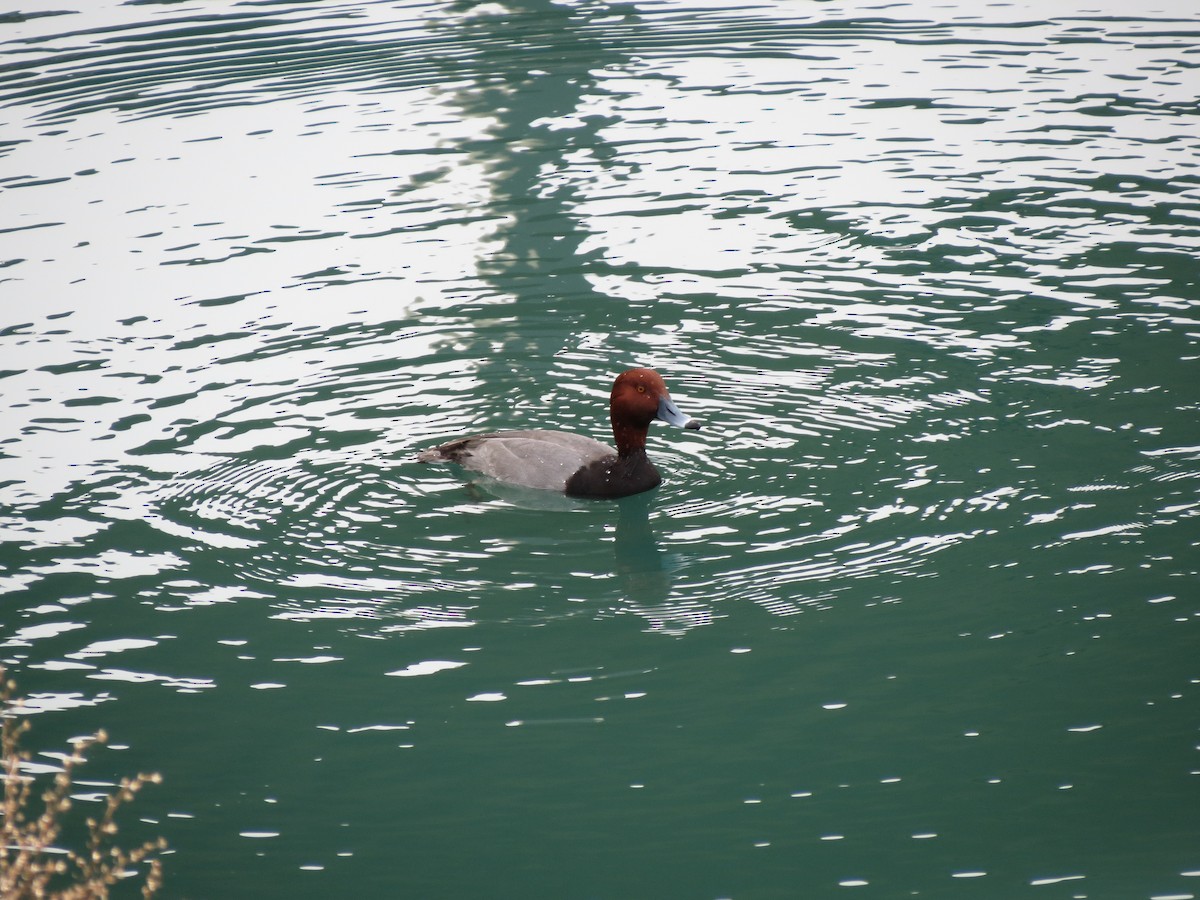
[611,418,649,457]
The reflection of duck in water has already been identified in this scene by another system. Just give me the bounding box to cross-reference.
[614,492,671,609]
[418,368,700,498]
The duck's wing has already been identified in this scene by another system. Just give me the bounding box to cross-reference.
[418,429,615,492]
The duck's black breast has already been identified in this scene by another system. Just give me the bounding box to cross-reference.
[564,451,662,499]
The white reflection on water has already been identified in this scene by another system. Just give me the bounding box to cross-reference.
[88,670,215,691]
[386,659,467,676]
[69,637,160,658]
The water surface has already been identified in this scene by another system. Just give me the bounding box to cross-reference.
[2,0,1198,897]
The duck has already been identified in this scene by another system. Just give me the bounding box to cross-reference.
[417,368,700,498]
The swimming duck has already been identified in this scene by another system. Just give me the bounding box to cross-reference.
[417,368,700,498]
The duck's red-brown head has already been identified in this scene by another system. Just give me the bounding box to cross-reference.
[609,368,700,455]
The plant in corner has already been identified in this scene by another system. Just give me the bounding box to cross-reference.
[1,667,168,899]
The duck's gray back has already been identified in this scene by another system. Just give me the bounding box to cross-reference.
[419,429,615,491]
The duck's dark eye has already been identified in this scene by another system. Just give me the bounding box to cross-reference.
[637,385,645,393]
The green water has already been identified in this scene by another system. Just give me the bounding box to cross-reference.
[1,0,1198,897]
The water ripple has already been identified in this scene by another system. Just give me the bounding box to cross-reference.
[4,3,1194,128]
